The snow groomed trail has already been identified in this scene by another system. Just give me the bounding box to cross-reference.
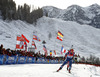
[0,64,100,77]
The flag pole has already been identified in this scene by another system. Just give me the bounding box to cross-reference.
[54,31,58,56]
[15,35,18,51]
[31,31,36,48]
[31,32,34,48]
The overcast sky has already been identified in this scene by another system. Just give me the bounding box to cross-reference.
[13,0,100,9]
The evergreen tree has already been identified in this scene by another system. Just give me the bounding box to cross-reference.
[31,7,43,23]
[95,57,99,64]
[0,0,16,20]
[0,0,43,24]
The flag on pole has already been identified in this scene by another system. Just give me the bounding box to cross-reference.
[16,35,24,49]
[61,45,66,54]
[58,31,63,37]
[33,35,41,41]
[57,31,63,41]
[32,40,37,49]
[57,36,63,41]
[43,45,48,57]
[54,50,56,55]
[16,34,29,50]
[50,50,52,56]
[21,34,29,52]
[21,34,30,43]
[24,41,27,52]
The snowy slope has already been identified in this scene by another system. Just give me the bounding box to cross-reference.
[0,20,35,49]
[0,64,100,77]
[36,17,100,57]
[42,4,100,28]
[0,17,100,57]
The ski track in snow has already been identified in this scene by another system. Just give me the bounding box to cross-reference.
[0,64,100,77]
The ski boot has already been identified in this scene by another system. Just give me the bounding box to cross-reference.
[68,69,71,73]
[56,67,62,72]
[67,67,69,70]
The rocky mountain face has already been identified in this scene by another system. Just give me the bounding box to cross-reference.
[42,4,100,28]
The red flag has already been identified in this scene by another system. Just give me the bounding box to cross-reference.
[63,49,66,53]
[54,50,56,55]
[33,35,41,41]
[16,35,24,49]
[32,40,37,49]
[21,34,29,43]
[57,35,63,41]
[33,35,37,40]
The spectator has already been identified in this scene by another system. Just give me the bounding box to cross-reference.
[7,49,12,56]
[0,44,3,54]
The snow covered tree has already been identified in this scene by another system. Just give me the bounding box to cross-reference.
[81,56,86,63]
[94,57,100,64]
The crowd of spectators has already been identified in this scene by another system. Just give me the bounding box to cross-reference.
[0,44,64,61]
[0,44,33,57]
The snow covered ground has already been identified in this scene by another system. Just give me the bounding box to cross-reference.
[0,64,100,77]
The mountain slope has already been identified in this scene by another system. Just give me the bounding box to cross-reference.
[0,17,100,57]
[42,4,100,28]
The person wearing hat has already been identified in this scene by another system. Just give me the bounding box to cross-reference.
[56,49,75,73]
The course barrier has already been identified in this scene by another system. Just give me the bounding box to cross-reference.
[0,55,63,65]
[0,55,4,65]
[4,55,17,64]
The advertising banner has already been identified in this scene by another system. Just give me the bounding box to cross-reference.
[0,55,4,65]
[17,56,26,64]
[5,55,17,64]
[26,57,35,63]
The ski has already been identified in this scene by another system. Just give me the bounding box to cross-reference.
[53,70,58,73]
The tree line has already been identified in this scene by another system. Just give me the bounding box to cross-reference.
[79,55,100,65]
[0,0,43,24]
